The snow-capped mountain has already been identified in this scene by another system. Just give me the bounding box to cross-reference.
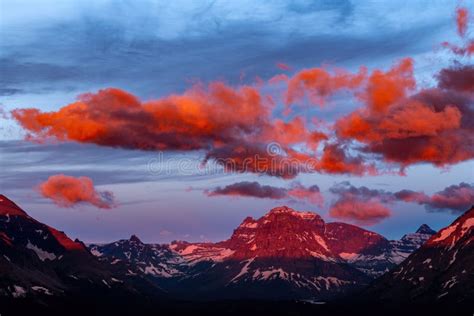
[166,207,371,299]
[0,195,163,301]
[363,206,474,303]
[89,235,186,278]
[342,223,436,277]
[389,224,436,264]
[0,194,444,303]
[88,206,435,300]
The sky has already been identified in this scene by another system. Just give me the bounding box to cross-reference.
[1,0,473,243]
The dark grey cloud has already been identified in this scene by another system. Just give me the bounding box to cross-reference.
[206,181,288,199]
[0,140,228,193]
[330,181,474,214]
[0,0,453,99]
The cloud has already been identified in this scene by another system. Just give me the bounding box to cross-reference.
[335,59,474,169]
[12,84,299,179]
[438,64,474,92]
[205,181,323,207]
[10,5,474,178]
[330,182,474,218]
[286,183,323,207]
[442,7,474,56]
[427,183,474,212]
[2,0,445,101]
[456,7,468,37]
[13,83,377,178]
[284,66,366,108]
[276,62,292,71]
[395,182,474,213]
[206,181,287,199]
[315,142,375,175]
[329,181,392,202]
[329,198,391,225]
[38,174,116,209]
[12,84,269,151]
[328,181,392,225]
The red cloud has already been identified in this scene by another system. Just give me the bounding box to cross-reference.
[442,7,474,56]
[285,66,366,107]
[276,62,292,71]
[39,174,115,209]
[13,83,375,178]
[315,142,375,175]
[360,58,415,113]
[206,181,323,206]
[12,84,272,151]
[335,59,473,168]
[456,7,468,37]
[329,198,391,226]
[13,85,330,178]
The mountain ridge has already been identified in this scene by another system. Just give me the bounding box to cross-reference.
[89,205,436,299]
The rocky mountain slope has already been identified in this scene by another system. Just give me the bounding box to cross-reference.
[0,195,163,302]
[362,206,474,303]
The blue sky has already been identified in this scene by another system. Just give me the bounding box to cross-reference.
[1,0,473,243]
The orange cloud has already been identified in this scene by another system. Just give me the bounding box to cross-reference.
[329,199,391,226]
[285,66,366,107]
[360,58,415,113]
[335,60,474,168]
[15,82,375,178]
[39,174,115,209]
[315,142,374,175]
[13,84,273,151]
[442,7,474,56]
[456,7,468,37]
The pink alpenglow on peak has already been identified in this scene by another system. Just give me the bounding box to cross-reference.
[0,195,29,217]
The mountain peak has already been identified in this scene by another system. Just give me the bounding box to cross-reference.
[129,234,143,244]
[0,194,29,217]
[415,224,436,235]
[267,205,293,214]
[265,206,320,221]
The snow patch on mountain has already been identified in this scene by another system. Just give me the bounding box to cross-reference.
[11,285,26,298]
[26,241,57,261]
[229,257,256,283]
[31,286,53,295]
